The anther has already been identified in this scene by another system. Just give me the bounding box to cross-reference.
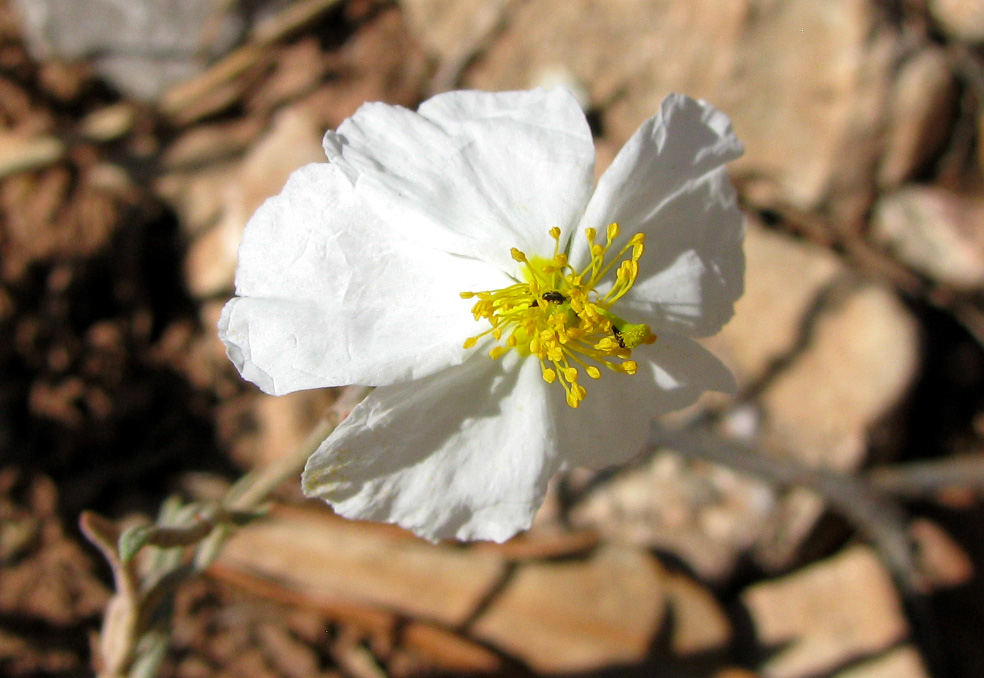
[606,222,620,242]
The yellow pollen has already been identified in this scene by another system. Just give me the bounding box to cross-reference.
[460,224,656,408]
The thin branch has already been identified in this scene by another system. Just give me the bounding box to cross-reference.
[868,454,984,499]
[646,424,922,593]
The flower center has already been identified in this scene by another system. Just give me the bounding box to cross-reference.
[460,224,656,408]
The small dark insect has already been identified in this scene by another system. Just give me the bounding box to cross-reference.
[612,326,626,349]
[542,290,567,303]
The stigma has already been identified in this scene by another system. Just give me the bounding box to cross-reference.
[460,224,656,408]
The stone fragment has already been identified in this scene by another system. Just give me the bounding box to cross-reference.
[664,571,731,655]
[743,546,912,678]
[760,283,919,471]
[910,518,974,589]
[570,450,776,582]
[878,49,955,188]
[156,165,236,239]
[708,219,842,388]
[834,646,929,678]
[871,186,984,290]
[471,546,668,673]
[0,131,64,179]
[77,103,136,143]
[218,506,506,627]
[14,0,249,100]
[463,0,898,212]
[929,0,984,42]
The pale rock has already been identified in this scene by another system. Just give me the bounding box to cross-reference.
[184,107,325,298]
[871,186,984,290]
[759,283,919,471]
[909,517,975,589]
[753,281,918,569]
[743,546,912,678]
[708,219,842,388]
[664,571,732,655]
[929,0,984,42]
[184,193,251,298]
[156,166,236,239]
[218,506,506,627]
[878,48,956,188]
[471,546,668,673]
[461,0,898,211]
[835,646,929,678]
[77,103,136,144]
[0,131,65,180]
[14,0,247,100]
[570,451,777,581]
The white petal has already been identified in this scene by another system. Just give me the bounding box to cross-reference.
[617,168,744,336]
[555,332,736,470]
[219,162,509,395]
[573,94,745,337]
[324,88,595,271]
[302,355,559,542]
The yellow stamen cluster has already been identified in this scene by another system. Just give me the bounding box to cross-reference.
[461,224,656,408]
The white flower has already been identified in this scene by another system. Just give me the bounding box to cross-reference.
[219,88,744,542]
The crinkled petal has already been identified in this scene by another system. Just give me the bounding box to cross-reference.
[614,168,744,336]
[324,87,595,272]
[555,332,736,470]
[573,94,745,337]
[219,162,509,395]
[302,355,558,542]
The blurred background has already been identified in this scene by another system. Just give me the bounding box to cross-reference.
[1,0,983,677]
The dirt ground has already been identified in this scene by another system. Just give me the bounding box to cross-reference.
[3,1,984,677]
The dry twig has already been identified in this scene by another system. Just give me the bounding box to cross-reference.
[646,424,922,593]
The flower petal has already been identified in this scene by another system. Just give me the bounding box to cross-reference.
[302,355,558,542]
[573,94,745,337]
[324,88,596,272]
[554,332,736,470]
[617,168,744,336]
[219,162,509,395]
